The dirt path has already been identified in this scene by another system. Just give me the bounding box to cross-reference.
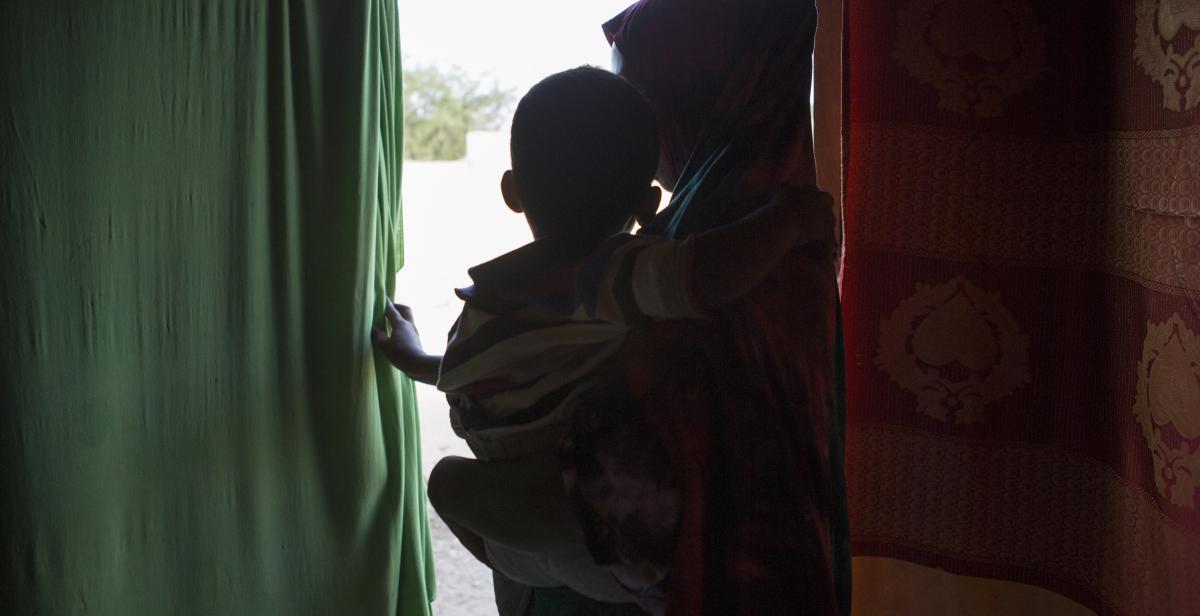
[418,383,497,615]
[399,143,528,615]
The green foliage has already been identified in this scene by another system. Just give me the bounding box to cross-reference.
[403,63,514,160]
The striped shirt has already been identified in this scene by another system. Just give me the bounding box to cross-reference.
[437,233,706,460]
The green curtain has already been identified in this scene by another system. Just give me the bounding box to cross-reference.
[1,2,435,614]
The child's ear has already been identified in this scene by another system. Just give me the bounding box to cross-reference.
[635,185,662,227]
[501,170,523,214]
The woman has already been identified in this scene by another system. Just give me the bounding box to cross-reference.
[558,0,850,614]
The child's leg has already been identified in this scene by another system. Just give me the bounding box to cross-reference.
[439,511,492,567]
[427,452,586,557]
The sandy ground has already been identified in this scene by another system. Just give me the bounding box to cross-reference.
[417,383,499,616]
[399,135,528,615]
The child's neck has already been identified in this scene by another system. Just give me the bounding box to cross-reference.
[533,227,626,261]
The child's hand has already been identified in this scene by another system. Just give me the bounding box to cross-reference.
[372,301,430,375]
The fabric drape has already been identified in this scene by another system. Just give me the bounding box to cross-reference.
[842,1,1200,614]
[1,2,434,614]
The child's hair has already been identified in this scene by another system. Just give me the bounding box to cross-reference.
[510,66,659,237]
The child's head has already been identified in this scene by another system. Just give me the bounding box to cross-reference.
[503,66,661,239]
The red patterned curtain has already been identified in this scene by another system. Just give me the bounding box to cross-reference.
[840,1,1200,614]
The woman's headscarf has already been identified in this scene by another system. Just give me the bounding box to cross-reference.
[603,0,818,237]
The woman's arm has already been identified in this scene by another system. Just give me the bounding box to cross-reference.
[371,301,442,385]
[691,185,835,310]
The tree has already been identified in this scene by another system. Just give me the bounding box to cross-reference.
[403,63,514,160]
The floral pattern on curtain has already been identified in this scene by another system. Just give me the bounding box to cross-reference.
[841,1,1200,614]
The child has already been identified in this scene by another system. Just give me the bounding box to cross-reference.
[373,66,834,604]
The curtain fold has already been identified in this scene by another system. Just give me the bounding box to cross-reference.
[0,2,434,614]
[842,1,1200,614]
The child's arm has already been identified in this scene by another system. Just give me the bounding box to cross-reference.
[691,185,835,310]
[371,301,441,385]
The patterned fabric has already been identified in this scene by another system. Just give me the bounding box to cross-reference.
[440,233,703,460]
[560,0,849,614]
[842,1,1200,614]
